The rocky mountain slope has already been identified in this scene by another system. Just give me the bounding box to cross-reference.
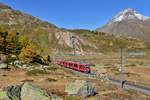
[0,3,86,54]
[97,8,150,41]
[0,3,149,55]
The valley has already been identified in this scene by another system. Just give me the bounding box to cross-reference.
[0,2,149,100]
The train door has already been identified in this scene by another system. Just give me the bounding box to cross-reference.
[64,62,68,67]
[79,64,84,72]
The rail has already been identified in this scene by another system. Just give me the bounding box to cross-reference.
[62,67,150,96]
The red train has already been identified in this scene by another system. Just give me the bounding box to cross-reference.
[57,60,91,73]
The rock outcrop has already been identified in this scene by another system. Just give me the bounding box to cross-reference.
[0,82,62,100]
[65,80,96,98]
[0,89,9,100]
[0,63,7,69]
[21,82,50,100]
[4,85,22,100]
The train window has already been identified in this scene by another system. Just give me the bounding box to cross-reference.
[74,64,78,67]
[69,63,72,66]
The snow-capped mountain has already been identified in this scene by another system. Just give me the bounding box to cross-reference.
[97,8,150,41]
[112,8,149,22]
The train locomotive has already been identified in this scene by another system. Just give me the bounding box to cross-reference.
[57,60,91,73]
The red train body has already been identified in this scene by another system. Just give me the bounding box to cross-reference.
[57,60,91,73]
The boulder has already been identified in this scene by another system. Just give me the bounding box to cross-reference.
[4,85,22,100]
[0,82,62,100]
[21,82,51,100]
[0,85,22,100]
[65,80,96,98]
[11,55,17,59]
[13,60,22,68]
[0,89,10,100]
[22,64,33,70]
[0,63,7,69]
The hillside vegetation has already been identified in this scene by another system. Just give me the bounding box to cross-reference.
[0,3,149,57]
[0,28,50,64]
[67,29,149,52]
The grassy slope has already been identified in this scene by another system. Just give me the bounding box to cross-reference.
[67,29,149,52]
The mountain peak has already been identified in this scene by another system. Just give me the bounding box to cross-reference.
[97,8,150,41]
[112,8,149,22]
[122,8,135,13]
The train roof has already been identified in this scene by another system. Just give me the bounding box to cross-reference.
[58,59,91,65]
[66,60,91,66]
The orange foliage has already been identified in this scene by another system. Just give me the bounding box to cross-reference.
[19,43,38,63]
[18,35,29,47]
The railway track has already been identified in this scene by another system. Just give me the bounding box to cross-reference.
[109,78,150,96]
[63,67,150,96]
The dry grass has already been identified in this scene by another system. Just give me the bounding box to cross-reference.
[46,78,57,82]
[0,63,149,100]
[60,52,150,86]
[64,96,81,100]
[46,66,58,71]
[26,69,49,76]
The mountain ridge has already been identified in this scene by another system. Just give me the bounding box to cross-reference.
[0,3,149,55]
[97,8,150,41]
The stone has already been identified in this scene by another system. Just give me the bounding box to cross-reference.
[14,60,22,68]
[43,65,49,69]
[22,64,33,70]
[0,54,7,63]
[11,55,17,59]
[65,80,96,98]
[143,63,150,67]
[0,89,10,100]
[0,63,7,69]
[21,82,51,100]
[0,82,62,100]
[4,85,22,100]
[51,94,63,100]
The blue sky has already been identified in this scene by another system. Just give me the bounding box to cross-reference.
[0,0,149,30]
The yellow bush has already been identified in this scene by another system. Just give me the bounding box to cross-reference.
[18,35,29,47]
[19,43,38,63]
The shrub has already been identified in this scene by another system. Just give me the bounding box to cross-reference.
[19,42,48,64]
[46,66,58,71]
[26,69,49,76]
[46,78,57,82]
[19,43,39,63]
[18,35,29,47]
[0,32,22,53]
[125,64,136,67]
[21,79,34,82]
